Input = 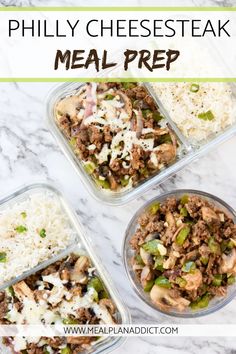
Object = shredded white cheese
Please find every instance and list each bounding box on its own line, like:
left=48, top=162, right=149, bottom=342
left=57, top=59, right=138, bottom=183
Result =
left=97, top=144, right=111, bottom=164
left=110, top=130, right=154, bottom=163
left=59, top=288, right=97, bottom=317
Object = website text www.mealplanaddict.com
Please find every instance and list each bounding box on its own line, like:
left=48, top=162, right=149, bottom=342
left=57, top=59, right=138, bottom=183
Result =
left=63, top=325, right=178, bottom=336
left=1, top=325, right=236, bottom=337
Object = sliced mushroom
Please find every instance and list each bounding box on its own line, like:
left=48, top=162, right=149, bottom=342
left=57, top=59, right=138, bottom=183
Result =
left=150, top=285, right=190, bottom=311
left=72, top=273, right=88, bottom=284
left=60, top=267, right=70, bottom=282
left=165, top=212, right=176, bottom=230
left=140, top=247, right=154, bottom=266
left=13, top=281, right=34, bottom=301
left=70, top=256, right=89, bottom=284
left=163, top=212, right=177, bottom=245
left=56, top=95, right=82, bottom=121
left=73, top=256, right=89, bottom=273
left=163, top=251, right=177, bottom=270
left=153, top=128, right=169, bottom=137
left=220, top=248, right=236, bottom=274
left=155, top=144, right=176, bottom=165
left=140, top=266, right=154, bottom=288
left=157, top=243, right=167, bottom=256
left=132, top=256, right=144, bottom=271
left=99, top=299, right=116, bottom=315
left=98, top=83, right=109, bottom=92
left=218, top=213, right=225, bottom=222
left=107, top=173, right=118, bottom=191
left=182, top=269, right=202, bottom=291
left=145, top=233, right=160, bottom=242
left=93, top=302, right=116, bottom=324
left=75, top=256, right=90, bottom=272
left=201, top=207, right=219, bottom=224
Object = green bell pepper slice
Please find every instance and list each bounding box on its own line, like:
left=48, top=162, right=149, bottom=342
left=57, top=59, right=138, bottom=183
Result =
left=212, top=274, right=222, bottom=287
left=148, top=202, right=160, bottom=215
left=61, top=347, right=72, bottom=354
left=155, top=275, right=171, bottom=289
left=208, top=237, right=221, bottom=255
left=176, top=226, right=190, bottom=246
left=144, top=280, right=154, bottom=292
left=190, top=293, right=210, bottom=310
left=182, top=261, right=196, bottom=273
left=142, top=239, right=161, bottom=256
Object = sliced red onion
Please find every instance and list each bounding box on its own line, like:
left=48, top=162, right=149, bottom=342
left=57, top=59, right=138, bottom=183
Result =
left=81, top=83, right=97, bottom=127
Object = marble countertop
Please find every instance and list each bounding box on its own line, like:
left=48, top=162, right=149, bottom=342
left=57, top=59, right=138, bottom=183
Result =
left=0, top=0, right=235, bottom=8
left=1, top=80, right=236, bottom=354
left=0, top=1, right=236, bottom=354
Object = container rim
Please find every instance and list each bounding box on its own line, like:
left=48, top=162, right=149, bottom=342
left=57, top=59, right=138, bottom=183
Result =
left=45, top=81, right=236, bottom=206
left=122, top=189, right=236, bottom=319
left=0, top=181, right=131, bottom=354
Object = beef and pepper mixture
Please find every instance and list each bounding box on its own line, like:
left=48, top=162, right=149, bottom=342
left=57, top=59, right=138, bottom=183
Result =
left=0, top=254, right=117, bottom=353
left=56, top=82, right=178, bottom=191
left=130, top=195, right=236, bottom=312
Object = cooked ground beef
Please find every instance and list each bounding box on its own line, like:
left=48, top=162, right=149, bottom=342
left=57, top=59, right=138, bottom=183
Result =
left=56, top=82, right=178, bottom=191
left=0, top=254, right=117, bottom=353
left=0, top=298, right=8, bottom=320
left=129, top=194, right=236, bottom=312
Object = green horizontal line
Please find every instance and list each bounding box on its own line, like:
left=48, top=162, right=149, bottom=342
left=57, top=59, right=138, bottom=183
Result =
left=0, top=78, right=235, bottom=82
left=0, top=7, right=235, bottom=11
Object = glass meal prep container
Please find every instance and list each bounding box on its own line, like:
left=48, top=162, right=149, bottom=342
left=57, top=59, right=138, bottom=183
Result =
left=123, top=189, right=236, bottom=318
left=0, top=183, right=130, bottom=354
left=46, top=81, right=236, bottom=205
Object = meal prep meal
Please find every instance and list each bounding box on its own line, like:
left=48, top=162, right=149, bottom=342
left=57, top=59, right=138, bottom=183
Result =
left=55, top=82, right=178, bottom=191
left=151, top=82, right=235, bottom=142
left=0, top=253, right=117, bottom=353
left=129, top=194, right=236, bottom=312
left=0, top=191, right=75, bottom=286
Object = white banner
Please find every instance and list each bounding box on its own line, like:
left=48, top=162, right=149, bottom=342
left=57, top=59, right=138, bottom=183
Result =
left=0, top=8, right=235, bottom=79
left=0, top=324, right=236, bottom=337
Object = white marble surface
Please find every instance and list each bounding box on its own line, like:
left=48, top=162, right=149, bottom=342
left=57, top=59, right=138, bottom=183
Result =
left=0, top=0, right=236, bottom=7
left=1, top=80, right=236, bottom=354
left=0, top=1, right=236, bottom=354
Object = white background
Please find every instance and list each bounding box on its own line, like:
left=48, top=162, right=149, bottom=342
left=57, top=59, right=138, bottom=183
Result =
left=0, top=9, right=235, bottom=78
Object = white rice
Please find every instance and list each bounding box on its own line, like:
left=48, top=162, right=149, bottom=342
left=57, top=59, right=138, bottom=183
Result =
left=151, top=83, right=235, bottom=142
left=0, top=191, right=75, bottom=285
